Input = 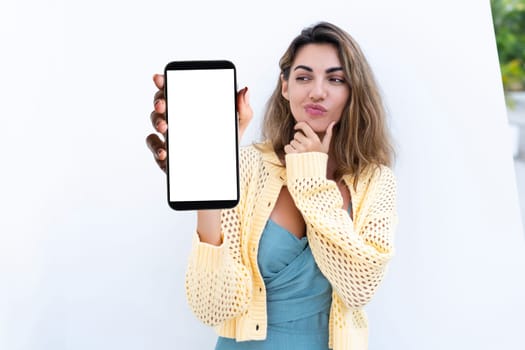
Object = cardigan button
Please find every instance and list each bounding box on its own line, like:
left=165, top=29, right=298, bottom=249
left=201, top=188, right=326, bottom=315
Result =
left=255, top=324, right=259, bottom=331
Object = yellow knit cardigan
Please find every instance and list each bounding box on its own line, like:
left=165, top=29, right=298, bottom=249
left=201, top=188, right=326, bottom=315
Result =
left=185, top=143, right=398, bottom=350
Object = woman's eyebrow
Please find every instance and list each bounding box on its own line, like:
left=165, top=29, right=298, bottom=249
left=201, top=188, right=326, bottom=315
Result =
left=326, top=67, right=343, bottom=73
left=294, top=65, right=313, bottom=72
left=293, top=65, right=343, bottom=73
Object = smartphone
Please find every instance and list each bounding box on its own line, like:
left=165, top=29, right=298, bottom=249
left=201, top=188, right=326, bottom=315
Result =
left=164, top=60, right=239, bottom=210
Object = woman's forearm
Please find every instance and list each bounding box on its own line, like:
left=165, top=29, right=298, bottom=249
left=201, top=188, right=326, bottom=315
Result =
left=196, top=210, right=222, bottom=246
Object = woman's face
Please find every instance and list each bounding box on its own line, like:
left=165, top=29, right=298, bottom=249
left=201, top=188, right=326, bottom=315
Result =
left=281, top=43, right=350, bottom=135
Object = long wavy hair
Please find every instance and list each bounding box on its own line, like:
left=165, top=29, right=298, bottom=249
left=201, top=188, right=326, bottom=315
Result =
left=259, top=22, right=395, bottom=188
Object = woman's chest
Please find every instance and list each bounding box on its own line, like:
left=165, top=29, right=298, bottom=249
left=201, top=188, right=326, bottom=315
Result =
left=268, top=181, right=352, bottom=239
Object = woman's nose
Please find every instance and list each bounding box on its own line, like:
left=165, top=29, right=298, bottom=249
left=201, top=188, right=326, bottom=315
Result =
left=309, top=80, right=327, bottom=101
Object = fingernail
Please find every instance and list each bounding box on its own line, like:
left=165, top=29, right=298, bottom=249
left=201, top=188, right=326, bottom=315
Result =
left=155, top=99, right=165, bottom=113
left=157, top=121, right=167, bottom=133
left=244, top=87, right=250, bottom=103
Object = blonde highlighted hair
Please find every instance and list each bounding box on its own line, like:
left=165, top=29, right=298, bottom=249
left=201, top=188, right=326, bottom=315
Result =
left=259, top=22, right=395, bottom=188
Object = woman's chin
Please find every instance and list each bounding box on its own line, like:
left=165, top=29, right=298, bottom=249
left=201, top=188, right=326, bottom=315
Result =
left=308, top=120, right=332, bottom=134
left=293, top=116, right=338, bottom=136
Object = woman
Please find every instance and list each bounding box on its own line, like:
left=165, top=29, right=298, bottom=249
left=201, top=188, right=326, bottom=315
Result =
left=146, top=22, right=397, bottom=350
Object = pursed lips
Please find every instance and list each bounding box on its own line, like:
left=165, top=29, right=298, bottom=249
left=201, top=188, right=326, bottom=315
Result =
left=304, top=103, right=327, bottom=116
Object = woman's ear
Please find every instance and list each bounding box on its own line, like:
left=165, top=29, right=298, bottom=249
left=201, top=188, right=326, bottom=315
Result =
left=281, top=74, right=289, bottom=101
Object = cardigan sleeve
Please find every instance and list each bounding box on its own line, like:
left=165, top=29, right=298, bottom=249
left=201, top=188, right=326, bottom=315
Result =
left=184, top=148, right=255, bottom=326
left=285, top=152, right=397, bottom=309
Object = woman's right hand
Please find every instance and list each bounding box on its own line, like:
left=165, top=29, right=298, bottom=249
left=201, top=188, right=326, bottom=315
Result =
left=146, top=73, right=252, bottom=246
left=146, top=74, right=168, bottom=172
left=145, top=74, right=253, bottom=173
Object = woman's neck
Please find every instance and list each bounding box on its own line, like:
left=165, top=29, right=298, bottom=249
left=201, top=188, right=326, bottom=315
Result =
left=326, top=154, right=337, bottom=181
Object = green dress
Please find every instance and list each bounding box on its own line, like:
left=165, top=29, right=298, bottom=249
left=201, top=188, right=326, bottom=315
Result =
left=215, top=216, right=334, bottom=350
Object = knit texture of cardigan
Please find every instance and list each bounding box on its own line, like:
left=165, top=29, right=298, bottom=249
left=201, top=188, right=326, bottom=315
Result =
left=185, top=143, right=398, bottom=350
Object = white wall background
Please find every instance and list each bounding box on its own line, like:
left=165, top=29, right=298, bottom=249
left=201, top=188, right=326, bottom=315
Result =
left=1, top=0, right=524, bottom=349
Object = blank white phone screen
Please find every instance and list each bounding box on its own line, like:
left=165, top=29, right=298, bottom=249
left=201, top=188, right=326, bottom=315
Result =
left=166, top=68, right=237, bottom=202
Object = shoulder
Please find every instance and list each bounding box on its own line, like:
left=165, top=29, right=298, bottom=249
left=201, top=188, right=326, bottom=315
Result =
left=348, top=164, right=397, bottom=200
left=240, top=143, right=261, bottom=160
left=366, top=165, right=397, bottom=203
left=238, top=143, right=266, bottom=187
left=371, top=164, right=397, bottom=185
left=239, top=141, right=282, bottom=168
left=239, top=143, right=264, bottom=170
left=355, top=164, right=396, bottom=184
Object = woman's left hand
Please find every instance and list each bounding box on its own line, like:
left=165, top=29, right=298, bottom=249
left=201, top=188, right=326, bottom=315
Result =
left=284, top=121, right=335, bottom=154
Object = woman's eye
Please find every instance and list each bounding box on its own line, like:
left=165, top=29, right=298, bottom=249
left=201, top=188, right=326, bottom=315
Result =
left=296, top=76, right=311, bottom=81
left=329, top=77, right=346, bottom=84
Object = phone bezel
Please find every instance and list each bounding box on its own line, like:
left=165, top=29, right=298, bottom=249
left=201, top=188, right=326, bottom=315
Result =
left=164, top=60, right=239, bottom=211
